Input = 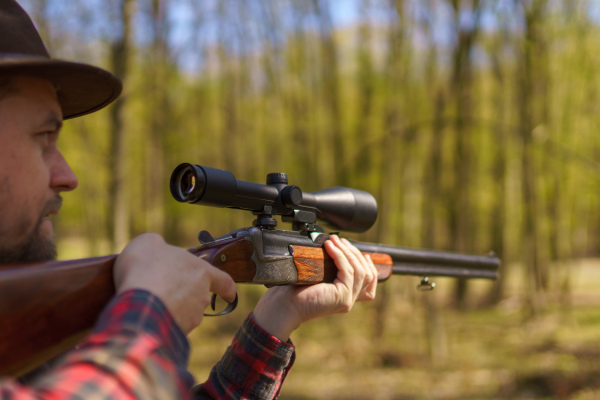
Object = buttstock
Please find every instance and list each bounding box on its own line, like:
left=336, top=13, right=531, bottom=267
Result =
left=0, top=255, right=117, bottom=377
left=290, top=245, right=393, bottom=285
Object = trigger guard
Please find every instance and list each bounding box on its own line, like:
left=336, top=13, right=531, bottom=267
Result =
left=203, top=293, right=238, bottom=317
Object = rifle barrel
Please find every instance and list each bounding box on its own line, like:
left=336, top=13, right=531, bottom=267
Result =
left=350, top=241, right=500, bottom=280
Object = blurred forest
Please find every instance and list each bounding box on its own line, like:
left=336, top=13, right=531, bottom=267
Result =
left=20, top=0, right=600, bottom=398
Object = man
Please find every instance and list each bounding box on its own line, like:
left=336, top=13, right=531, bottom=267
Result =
left=0, top=1, right=378, bottom=399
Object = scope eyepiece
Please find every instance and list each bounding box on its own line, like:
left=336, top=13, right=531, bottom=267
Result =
left=170, top=164, right=240, bottom=208
left=170, top=164, right=206, bottom=203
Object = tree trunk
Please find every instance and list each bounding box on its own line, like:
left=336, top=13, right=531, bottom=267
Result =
left=145, top=0, right=170, bottom=237
left=519, top=0, right=549, bottom=315
left=312, top=0, right=344, bottom=185
left=485, top=32, right=509, bottom=305
left=108, top=0, right=134, bottom=253
left=420, top=0, right=448, bottom=364
left=448, top=0, right=482, bottom=310
left=353, top=0, right=375, bottom=187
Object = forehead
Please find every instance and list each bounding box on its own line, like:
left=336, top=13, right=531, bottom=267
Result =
left=0, top=76, right=62, bottom=128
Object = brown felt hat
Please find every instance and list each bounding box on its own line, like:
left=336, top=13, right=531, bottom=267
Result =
left=0, top=0, right=122, bottom=119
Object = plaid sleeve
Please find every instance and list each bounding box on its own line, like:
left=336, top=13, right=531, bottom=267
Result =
left=194, top=313, right=296, bottom=400
left=0, top=289, right=194, bottom=400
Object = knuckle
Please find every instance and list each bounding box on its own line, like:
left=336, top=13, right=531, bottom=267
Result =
left=139, top=232, right=163, bottom=244
left=196, top=292, right=212, bottom=311
left=329, top=246, right=343, bottom=258
left=355, top=268, right=366, bottom=282
left=366, top=268, right=375, bottom=281
left=340, top=303, right=352, bottom=313
left=368, top=269, right=377, bottom=282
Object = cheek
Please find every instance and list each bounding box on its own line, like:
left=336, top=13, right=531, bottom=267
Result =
left=0, top=124, right=52, bottom=244
left=0, top=174, right=30, bottom=240
left=0, top=158, right=48, bottom=243
left=2, top=139, right=51, bottom=198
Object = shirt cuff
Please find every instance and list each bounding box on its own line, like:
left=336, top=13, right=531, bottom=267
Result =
left=247, top=312, right=295, bottom=353
left=94, top=289, right=190, bottom=369
left=197, top=313, right=295, bottom=399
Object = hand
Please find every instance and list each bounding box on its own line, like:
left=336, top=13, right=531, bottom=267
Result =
left=114, top=233, right=237, bottom=334
left=252, top=235, right=378, bottom=341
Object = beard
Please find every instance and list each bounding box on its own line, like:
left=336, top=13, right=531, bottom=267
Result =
left=0, top=196, right=61, bottom=264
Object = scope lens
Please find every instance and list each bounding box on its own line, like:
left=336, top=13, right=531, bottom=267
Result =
left=176, top=167, right=198, bottom=201
left=180, top=170, right=196, bottom=195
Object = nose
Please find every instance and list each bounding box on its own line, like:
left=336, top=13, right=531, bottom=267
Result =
left=50, top=149, right=78, bottom=192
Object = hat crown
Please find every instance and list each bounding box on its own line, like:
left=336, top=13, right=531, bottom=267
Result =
left=0, top=0, right=50, bottom=58
left=0, top=0, right=122, bottom=119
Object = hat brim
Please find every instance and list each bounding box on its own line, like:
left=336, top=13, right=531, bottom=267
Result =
left=0, top=56, right=122, bottom=119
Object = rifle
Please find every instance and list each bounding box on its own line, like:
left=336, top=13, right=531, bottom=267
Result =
left=0, top=164, right=500, bottom=377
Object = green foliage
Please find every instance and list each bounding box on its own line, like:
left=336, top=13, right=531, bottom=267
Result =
left=28, top=0, right=600, bottom=300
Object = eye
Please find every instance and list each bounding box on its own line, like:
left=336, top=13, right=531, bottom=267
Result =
left=37, top=131, right=51, bottom=144
left=36, top=131, right=60, bottom=152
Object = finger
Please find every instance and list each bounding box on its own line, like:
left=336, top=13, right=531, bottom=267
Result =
left=341, top=238, right=373, bottom=294
left=329, top=236, right=365, bottom=301
left=341, top=238, right=368, bottom=266
left=324, top=238, right=353, bottom=292
left=358, top=254, right=377, bottom=302
left=323, top=240, right=354, bottom=313
left=205, top=263, right=237, bottom=303
left=325, top=237, right=350, bottom=278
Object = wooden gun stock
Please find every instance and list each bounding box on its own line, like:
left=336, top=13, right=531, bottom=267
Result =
left=0, top=239, right=392, bottom=377
left=0, top=256, right=117, bottom=377
left=188, top=237, right=393, bottom=285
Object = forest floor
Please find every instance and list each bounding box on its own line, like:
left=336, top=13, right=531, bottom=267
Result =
left=188, top=258, right=600, bottom=399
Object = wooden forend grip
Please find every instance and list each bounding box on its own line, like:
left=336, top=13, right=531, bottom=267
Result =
left=290, top=245, right=393, bottom=285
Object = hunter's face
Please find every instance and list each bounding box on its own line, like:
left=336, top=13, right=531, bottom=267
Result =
left=0, top=76, right=78, bottom=263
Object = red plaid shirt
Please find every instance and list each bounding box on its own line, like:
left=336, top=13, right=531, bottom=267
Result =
left=0, top=289, right=295, bottom=399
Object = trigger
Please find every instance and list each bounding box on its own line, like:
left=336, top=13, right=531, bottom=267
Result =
left=210, top=293, right=217, bottom=311
left=203, top=293, right=238, bottom=317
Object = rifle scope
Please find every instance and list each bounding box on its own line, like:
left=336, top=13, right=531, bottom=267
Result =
left=170, top=163, right=378, bottom=233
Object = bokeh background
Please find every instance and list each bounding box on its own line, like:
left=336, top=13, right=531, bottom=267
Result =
left=19, top=0, right=600, bottom=398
